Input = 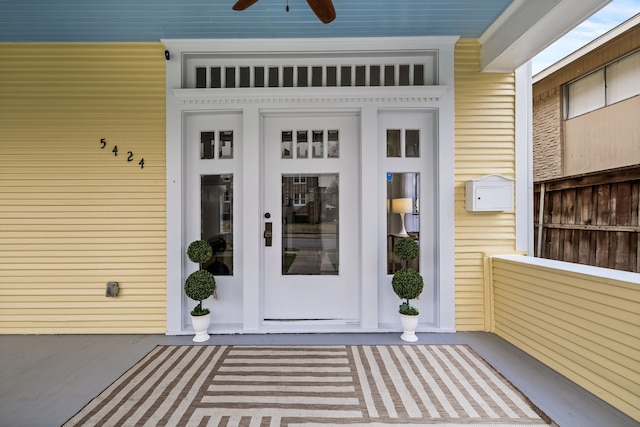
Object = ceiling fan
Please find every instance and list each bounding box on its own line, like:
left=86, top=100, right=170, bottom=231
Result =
left=232, top=0, right=336, bottom=24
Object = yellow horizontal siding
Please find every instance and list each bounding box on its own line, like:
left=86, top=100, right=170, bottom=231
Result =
left=0, top=42, right=167, bottom=334
left=454, top=39, right=517, bottom=331
left=492, top=256, right=640, bottom=421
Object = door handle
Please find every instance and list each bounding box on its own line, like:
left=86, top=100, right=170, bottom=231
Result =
left=264, top=222, right=272, bottom=246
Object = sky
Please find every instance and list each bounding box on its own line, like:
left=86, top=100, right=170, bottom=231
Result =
left=532, top=0, right=640, bottom=75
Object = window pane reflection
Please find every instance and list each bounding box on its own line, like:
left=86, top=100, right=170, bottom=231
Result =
left=201, top=175, right=233, bottom=275
left=386, top=129, right=401, bottom=157
left=296, top=130, right=309, bottom=158
left=201, top=131, right=234, bottom=159
left=219, top=131, right=233, bottom=159
left=312, top=130, right=324, bottom=158
left=281, top=131, right=293, bottom=159
left=282, top=173, right=339, bottom=275
left=387, top=172, right=419, bottom=274
left=405, top=129, right=420, bottom=157
left=328, top=130, right=339, bottom=158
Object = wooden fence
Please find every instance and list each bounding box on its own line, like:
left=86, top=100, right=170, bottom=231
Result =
left=533, top=166, right=640, bottom=273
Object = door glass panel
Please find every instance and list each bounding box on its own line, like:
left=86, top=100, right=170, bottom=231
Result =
left=405, top=129, right=420, bottom=158
left=312, top=130, right=324, bottom=158
left=201, top=131, right=233, bottom=159
left=386, top=129, right=401, bottom=157
left=387, top=172, right=419, bottom=274
left=282, top=173, right=339, bottom=276
left=296, top=130, right=309, bottom=158
left=201, top=174, right=233, bottom=275
left=281, top=131, right=293, bottom=159
left=328, top=130, right=339, bottom=158
left=201, top=131, right=214, bottom=159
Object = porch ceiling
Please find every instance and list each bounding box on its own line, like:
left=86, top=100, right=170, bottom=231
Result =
left=0, top=0, right=611, bottom=71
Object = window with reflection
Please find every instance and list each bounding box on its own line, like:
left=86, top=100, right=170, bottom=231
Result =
left=386, top=129, right=401, bottom=157
left=201, top=130, right=234, bottom=160
left=282, top=173, right=339, bottom=275
left=201, top=175, right=233, bottom=275
left=282, top=129, right=339, bottom=159
left=405, top=129, right=420, bottom=157
left=386, top=129, right=420, bottom=158
left=387, top=172, right=419, bottom=274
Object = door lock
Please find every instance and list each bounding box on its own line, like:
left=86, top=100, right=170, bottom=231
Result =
left=264, top=222, right=272, bottom=246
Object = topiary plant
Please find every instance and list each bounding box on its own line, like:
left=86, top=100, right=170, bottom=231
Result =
left=184, top=240, right=216, bottom=316
left=187, top=239, right=213, bottom=265
left=393, top=236, right=419, bottom=263
left=392, top=237, right=423, bottom=315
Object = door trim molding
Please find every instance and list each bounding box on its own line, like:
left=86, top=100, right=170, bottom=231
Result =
left=171, top=86, right=449, bottom=105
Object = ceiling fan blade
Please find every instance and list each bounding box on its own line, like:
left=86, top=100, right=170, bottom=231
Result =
left=306, top=0, right=336, bottom=24
left=232, top=0, right=259, bottom=11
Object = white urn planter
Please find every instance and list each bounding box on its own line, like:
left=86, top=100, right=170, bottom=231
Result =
left=400, top=313, right=419, bottom=342
left=191, top=313, right=211, bottom=342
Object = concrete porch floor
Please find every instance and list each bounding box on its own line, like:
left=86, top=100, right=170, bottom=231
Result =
left=0, top=332, right=636, bottom=427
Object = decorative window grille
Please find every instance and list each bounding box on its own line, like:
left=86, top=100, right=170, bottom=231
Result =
left=281, top=129, right=340, bottom=159
left=184, top=52, right=438, bottom=89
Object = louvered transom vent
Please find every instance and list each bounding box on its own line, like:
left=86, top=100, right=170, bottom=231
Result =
left=183, top=52, right=438, bottom=89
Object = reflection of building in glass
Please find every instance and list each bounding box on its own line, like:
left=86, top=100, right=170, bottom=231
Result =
left=200, top=130, right=234, bottom=159
left=219, top=131, right=233, bottom=159
left=282, top=174, right=338, bottom=225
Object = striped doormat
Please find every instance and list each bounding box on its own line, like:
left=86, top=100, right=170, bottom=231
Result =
left=64, top=345, right=555, bottom=426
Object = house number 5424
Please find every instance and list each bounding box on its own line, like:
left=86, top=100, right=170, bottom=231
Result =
left=100, top=138, right=145, bottom=169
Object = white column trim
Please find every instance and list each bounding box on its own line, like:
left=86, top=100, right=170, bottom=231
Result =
left=434, top=39, right=457, bottom=332
left=515, top=62, right=534, bottom=255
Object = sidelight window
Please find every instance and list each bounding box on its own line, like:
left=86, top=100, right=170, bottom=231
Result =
left=387, top=172, right=420, bottom=274
left=201, top=175, right=233, bottom=275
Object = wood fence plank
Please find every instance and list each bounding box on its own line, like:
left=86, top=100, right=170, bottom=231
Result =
left=615, top=182, right=631, bottom=226
left=631, top=181, right=639, bottom=226
left=563, top=188, right=577, bottom=224
left=610, top=183, right=618, bottom=226
left=596, top=185, right=611, bottom=226
left=578, top=229, right=591, bottom=265
left=633, top=232, right=639, bottom=272
left=551, top=191, right=563, bottom=224
left=613, top=232, right=630, bottom=270
left=549, top=228, right=560, bottom=259
left=596, top=230, right=610, bottom=268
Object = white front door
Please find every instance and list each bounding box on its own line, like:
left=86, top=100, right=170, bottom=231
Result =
left=263, top=113, right=360, bottom=321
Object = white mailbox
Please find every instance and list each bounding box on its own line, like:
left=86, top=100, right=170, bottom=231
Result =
left=465, top=174, right=514, bottom=212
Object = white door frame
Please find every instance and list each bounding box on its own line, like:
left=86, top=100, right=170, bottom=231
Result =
left=164, top=37, right=457, bottom=334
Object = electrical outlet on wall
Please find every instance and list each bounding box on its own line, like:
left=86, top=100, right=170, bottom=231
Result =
left=106, top=281, right=119, bottom=297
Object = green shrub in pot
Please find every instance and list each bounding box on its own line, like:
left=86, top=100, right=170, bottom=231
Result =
left=184, top=240, right=216, bottom=316
left=391, top=237, right=423, bottom=315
